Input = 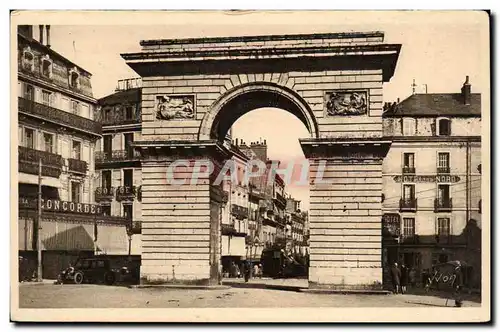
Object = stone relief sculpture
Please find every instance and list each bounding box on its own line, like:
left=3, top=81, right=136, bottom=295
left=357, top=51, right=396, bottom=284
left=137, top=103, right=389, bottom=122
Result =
left=326, top=91, right=368, bottom=116
left=156, top=95, right=195, bottom=120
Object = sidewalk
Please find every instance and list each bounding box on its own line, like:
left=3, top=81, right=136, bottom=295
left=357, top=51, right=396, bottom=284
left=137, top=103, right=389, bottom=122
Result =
left=222, top=277, right=308, bottom=291
left=19, top=279, right=57, bottom=286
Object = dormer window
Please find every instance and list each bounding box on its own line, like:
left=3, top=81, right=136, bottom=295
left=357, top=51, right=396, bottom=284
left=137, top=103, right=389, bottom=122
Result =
left=437, top=118, right=451, bottom=136
left=22, top=46, right=34, bottom=72
left=402, top=117, right=416, bottom=136
left=40, top=54, right=53, bottom=78
left=69, top=67, right=80, bottom=89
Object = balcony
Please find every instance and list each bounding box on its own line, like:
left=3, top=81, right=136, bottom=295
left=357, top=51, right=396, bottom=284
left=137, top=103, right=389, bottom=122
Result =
left=435, top=198, right=453, bottom=212
left=402, top=166, right=416, bottom=174
left=116, top=186, right=139, bottom=202
left=274, top=193, right=287, bottom=208
left=68, top=158, right=87, bottom=174
left=435, top=234, right=452, bottom=244
left=437, top=167, right=450, bottom=174
left=95, top=149, right=141, bottom=164
left=399, top=198, right=417, bottom=212
left=400, top=234, right=419, bottom=244
left=95, top=187, right=115, bottom=202
left=18, top=146, right=63, bottom=178
left=101, top=113, right=141, bottom=126
left=18, top=97, right=102, bottom=136
left=231, top=204, right=248, bottom=220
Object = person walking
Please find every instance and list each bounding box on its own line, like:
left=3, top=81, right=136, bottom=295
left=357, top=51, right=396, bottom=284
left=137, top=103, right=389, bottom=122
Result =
left=243, top=260, right=251, bottom=283
left=409, top=267, right=417, bottom=289
left=453, top=263, right=464, bottom=307
left=390, top=262, right=401, bottom=294
left=400, top=264, right=409, bottom=294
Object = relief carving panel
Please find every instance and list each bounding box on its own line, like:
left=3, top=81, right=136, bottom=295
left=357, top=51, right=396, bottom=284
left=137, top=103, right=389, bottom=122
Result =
left=326, top=90, right=368, bottom=116
left=156, top=95, right=195, bottom=120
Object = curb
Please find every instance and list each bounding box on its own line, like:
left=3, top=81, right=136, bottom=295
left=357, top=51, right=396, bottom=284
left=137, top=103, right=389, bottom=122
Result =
left=128, top=284, right=231, bottom=290
left=299, top=288, right=392, bottom=295
left=222, top=281, right=302, bottom=292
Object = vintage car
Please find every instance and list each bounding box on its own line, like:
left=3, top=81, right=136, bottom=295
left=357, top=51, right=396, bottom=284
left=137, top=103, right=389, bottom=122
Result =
left=57, top=257, right=137, bottom=285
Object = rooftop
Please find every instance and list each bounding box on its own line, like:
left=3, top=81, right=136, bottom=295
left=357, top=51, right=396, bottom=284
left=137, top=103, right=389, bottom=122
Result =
left=383, top=93, right=481, bottom=118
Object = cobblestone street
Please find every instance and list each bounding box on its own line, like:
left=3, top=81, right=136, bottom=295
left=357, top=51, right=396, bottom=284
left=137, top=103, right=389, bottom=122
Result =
left=19, top=283, right=481, bottom=308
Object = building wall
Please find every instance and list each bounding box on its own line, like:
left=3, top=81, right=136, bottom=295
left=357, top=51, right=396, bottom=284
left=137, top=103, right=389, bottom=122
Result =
left=383, top=117, right=481, bottom=137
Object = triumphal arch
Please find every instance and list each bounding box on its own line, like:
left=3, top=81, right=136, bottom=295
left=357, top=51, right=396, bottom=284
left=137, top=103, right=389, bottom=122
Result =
left=122, top=31, right=401, bottom=290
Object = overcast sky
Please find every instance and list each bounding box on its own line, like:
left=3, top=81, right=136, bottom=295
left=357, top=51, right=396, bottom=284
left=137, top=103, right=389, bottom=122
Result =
left=36, top=11, right=486, bottom=211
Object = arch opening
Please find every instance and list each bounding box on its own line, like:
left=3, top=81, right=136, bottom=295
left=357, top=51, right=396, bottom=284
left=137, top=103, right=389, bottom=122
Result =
left=198, top=83, right=318, bottom=142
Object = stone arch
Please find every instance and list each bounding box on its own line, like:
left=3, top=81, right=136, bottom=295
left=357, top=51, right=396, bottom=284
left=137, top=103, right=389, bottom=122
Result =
left=198, top=81, right=319, bottom=141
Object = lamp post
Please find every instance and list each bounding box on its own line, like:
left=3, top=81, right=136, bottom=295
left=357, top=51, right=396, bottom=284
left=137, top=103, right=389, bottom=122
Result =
left=36, top=158, right=43, bottom=282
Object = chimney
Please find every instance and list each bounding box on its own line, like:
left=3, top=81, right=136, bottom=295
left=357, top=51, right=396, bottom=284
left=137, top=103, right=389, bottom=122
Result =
left=46, top=25, right=51, bottom=48
left=461, top=76, right=471, bottom=105
left=39, top=25, right=44, bottom=45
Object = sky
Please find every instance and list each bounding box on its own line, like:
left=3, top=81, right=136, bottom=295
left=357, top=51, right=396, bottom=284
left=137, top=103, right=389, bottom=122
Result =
left=35, top=11, right=486, bottom=211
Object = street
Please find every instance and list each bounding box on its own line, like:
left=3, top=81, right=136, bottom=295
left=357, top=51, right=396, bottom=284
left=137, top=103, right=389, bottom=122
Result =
left=19, top=283, right=481, bottom=308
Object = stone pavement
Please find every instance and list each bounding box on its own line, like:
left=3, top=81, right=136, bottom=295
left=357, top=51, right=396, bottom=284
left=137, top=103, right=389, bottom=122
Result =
left=19, top=283, right=481, bottom=309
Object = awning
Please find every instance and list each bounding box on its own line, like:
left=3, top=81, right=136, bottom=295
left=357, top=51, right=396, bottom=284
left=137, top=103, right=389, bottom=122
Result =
left=18, top=173, right=63, bottom=189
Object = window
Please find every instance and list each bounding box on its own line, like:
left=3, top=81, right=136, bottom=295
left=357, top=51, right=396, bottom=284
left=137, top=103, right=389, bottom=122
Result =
left=438, top=152, right=450, bottom=171
left=124, top=133, right=134, bottom=156
left=43, top=133, right=54, bottom=153
left=402, top=218, right=415, bottom=239
left=438, top=118, right=451, bottom=136
left=402, top=118, right=416, bottom=136
left=101, top=205, right=111, bottom=216
left=102, top=170, right=112, bottom=188
left=123, top=204, right=133, bottom=220
left=71, top=100, right=80, bottom=115
left=403, top=184, right=415, bottom=201
left=125, top=106, right=134, bottom=120
left=123, top=169, right=133, bottom=188
left=70, top=71, right=80, bottom=88
left=437, top=184, right=450, bottom=204
left=71, top=181, right=81, bottom=203
left=403, top=152, right=415, bottom=170
left=22, top=46, right=34, bottom=71
left=24, top=128, right=34, bottom=149
left=42, top=90, right=51, bottom=106
left=41, top=57, right=52, bottom=78
left=23, top=84, right=34, bottom=100
left=437, top=217, right=450, bottom=236
left=72, top=140, right=81, bottom=160
left=103, top=135, right=112, bottom=155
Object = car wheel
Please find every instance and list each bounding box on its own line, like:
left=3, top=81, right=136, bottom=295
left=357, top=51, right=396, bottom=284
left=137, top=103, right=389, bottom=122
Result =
left=73, top=271, right=84, bottom=284
left=104, top=272, right=116, bottom=285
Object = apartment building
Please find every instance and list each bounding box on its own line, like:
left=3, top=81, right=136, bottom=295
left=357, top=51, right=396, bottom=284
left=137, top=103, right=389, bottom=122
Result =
left=94, top=78, right=143, bottom=256
left=17, top=25, right=130, bottom=279
left=382, top=76, right=481, bottom=288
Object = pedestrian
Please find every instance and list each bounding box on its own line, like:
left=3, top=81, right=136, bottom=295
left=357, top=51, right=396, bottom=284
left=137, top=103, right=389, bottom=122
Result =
left=243, top=260, right=251, bottom=283
left=390, top=262, right=401, bottom=294
left=409, top=267, right=417, bottom=288
left=253, top=263, right=260, bottom=279
left=453, top=263, right=464, bottom=307
left=400, top=264, right=409, bottom=294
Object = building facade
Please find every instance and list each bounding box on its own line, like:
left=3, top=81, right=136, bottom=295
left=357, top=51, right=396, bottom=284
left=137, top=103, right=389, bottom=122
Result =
left=94, top=78, right=143, bottom=256
left=17, top=25, right=129, bottom=280
left=382, top=76, right=482, bottom=288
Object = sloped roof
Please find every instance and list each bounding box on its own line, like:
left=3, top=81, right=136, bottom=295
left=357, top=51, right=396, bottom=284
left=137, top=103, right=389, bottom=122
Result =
left=98, top=88, right=142, bottom=106
left=383, top=93, right=481, bottom=118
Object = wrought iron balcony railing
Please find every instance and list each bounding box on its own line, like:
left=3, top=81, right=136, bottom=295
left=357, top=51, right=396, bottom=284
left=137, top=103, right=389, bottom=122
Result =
left=95, top=149, right=141, bottom=163
left=18, top=146, right=63, bottom=178
left=435, top=234, right=452, bottom=244
left=231, top=204, right=249, bottom=220
left=402, top=166, right=416, bottom=174
left=68, top=158, right=87, bottom=174
left=437, top=167, right=450, bottom=174
left=101, top=113, right=141, bottom=126
left=434, top=198, right=453, bottom=212
left=18, top=97, right=102, bottom=136
left=399, top=198, right=417, bottom=211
